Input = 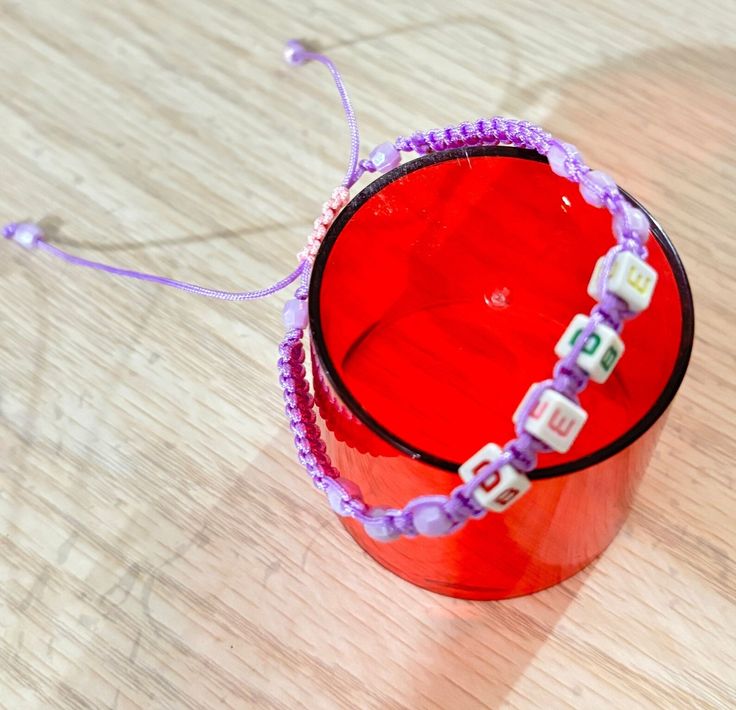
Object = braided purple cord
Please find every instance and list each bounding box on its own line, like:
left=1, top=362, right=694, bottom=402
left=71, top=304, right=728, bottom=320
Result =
left=279, top=323, right=340, bottom=486
left=395, top=118, right=554, bottom=157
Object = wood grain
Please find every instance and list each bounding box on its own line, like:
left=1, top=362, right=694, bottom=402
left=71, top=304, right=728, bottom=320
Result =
left=1, top=1, right=734, bottom=708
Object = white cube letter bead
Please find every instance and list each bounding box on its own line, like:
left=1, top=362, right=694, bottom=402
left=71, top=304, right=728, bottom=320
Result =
left=587, top=251, right=658, bottom=312
left=512, top=385, right=588, bottom=453
left=459, top=443, right=530, bottom=512
left=554, top=314, right=625, bottom=383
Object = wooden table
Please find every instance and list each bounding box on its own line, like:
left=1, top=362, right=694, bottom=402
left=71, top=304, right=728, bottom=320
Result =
left=1, top=1, right=734, bottom=707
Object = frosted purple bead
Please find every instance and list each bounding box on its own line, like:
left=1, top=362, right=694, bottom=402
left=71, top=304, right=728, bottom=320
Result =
left=410, top=497, right=454, bottom=537
left=282, top=298, right=308, bottom=330
left=368, top=142, right=401, bottom=173
left=325, top=477, right=361, bottom=515
left=11, top=222, right=43, bottom=250
left=613, top=203, right=650, bottom=243
left=579, top=170, right=617, bottom=207
left=283, top=39, right=308, bottom=66
left=363, top=507, right=400, bottom=542
left=547, top=142, right=578, bottom=178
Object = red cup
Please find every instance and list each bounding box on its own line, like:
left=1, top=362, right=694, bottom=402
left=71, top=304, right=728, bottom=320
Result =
left=309, top=147, right=694, bottom=599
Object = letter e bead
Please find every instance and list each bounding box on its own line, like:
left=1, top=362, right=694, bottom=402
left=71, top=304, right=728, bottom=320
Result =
left=513, top=386, right=588, bottom=453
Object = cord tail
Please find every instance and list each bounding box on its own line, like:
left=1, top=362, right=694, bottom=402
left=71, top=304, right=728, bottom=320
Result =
left=284, top=39, right=361, bottom=188
left=1, top=40, right=361, bottom=300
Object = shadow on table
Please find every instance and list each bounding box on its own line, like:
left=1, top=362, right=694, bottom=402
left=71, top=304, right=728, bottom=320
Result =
left=507, top=42, right=736, bottom=218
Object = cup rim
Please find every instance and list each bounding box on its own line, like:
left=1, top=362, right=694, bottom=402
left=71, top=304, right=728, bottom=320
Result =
left=308, top=146, right=695, bottom=480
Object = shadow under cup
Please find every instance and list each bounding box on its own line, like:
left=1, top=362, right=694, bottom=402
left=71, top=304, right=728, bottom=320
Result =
left=309, top=146, right=694, bottom=600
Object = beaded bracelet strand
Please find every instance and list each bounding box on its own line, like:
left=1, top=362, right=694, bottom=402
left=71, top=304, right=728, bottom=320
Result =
left=278, top=137, right=655, bottom=539
left=2, top=41, right=658, bottom=542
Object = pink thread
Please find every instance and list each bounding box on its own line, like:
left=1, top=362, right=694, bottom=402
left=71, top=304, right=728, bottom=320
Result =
left=298, top=186, right=350, bottom=263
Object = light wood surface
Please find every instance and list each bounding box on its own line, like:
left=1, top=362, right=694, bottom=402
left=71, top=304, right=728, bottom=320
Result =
left=1, top=1, right=735, bottom=708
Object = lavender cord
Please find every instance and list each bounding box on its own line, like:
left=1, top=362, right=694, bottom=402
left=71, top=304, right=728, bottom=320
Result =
left=38, top=239, right=304, bottom=300
left=283, top=40, right=361, bottom=188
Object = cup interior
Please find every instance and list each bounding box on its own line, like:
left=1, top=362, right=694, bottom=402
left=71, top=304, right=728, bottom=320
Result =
left=309, top=147, right=694, bottom=478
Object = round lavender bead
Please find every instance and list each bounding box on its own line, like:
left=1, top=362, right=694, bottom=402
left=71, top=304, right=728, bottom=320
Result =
left=612, top=203, right=650, bottom=243
left=410, top=497, right=454, bottom=537
left=282, top=298, right=308, bottom=330
left=325, top=477, right=362, bottom=515
left=579, top=170, right=617, bottom=207
left=363, top=507, right=400, bottom=542
left=368, top=142, right=401, bottom=173
left=10, top=222, right=43, bottom=250
left=283, top=39, right=308, bottom=66
left=547, top=142, right=578, bottom=178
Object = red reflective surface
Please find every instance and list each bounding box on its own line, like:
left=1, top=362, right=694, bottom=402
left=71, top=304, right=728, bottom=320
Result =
left=310, top=147, right=693, bottom=599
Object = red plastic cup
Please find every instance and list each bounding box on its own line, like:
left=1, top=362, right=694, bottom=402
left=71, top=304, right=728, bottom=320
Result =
left=308, top=147, right=694, bottom=600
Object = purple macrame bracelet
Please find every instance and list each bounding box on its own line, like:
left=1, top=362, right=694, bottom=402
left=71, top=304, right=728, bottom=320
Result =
left=2, top=40, right=657, bottom=542
left=269, top=43, right=656, bottom=541
left=277, top=122, right=652, bottom=540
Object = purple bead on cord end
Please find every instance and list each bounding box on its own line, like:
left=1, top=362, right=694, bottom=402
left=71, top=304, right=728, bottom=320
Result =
left=283, top=39, right=308, bottom=66
left=5, top=222, right=42, bottom=249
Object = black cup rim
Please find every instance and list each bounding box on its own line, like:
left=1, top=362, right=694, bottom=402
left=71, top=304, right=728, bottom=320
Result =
left=309, top=146, right=695, bottom=481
